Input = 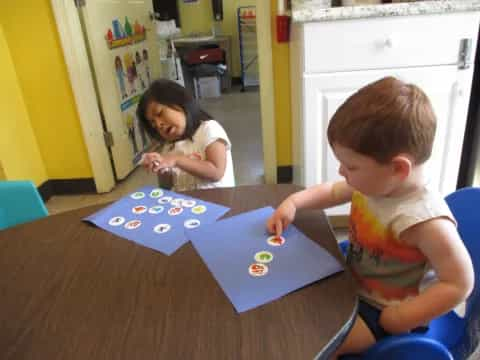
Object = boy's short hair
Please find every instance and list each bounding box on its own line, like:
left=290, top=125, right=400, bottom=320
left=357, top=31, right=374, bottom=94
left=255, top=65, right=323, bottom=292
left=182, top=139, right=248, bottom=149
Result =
left=327, top=77, right=436, bottom=165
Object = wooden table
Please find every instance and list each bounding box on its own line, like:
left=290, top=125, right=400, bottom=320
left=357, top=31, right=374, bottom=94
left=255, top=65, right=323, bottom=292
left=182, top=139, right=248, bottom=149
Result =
left=0, top=185, right=357, bottom=360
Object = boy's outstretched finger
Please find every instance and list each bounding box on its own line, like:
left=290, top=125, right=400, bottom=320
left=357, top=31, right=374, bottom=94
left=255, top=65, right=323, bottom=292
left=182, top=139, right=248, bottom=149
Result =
left=275, top=219, right=283, bottom=237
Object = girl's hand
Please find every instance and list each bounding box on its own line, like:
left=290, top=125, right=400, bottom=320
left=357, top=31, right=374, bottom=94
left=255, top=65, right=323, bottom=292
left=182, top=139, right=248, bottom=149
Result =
left=152, top=154, right=178, bottom=171
left=266, top=197, right=297, bottom=236
left=141, top=152, right=178, bottom=173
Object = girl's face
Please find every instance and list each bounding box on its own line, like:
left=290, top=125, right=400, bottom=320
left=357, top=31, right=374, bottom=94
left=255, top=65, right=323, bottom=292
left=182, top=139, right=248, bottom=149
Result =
left=145, top=101, right=186, bottom=142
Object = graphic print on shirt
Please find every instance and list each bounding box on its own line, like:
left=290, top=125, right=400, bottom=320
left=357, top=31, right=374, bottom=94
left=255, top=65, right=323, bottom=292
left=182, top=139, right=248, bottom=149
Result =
left=348, top=191, right=427, bottom=301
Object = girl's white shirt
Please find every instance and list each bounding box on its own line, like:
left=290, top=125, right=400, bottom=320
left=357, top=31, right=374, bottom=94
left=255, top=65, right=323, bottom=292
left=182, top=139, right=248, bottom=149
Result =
left=162, top=120, right=235, bottom=191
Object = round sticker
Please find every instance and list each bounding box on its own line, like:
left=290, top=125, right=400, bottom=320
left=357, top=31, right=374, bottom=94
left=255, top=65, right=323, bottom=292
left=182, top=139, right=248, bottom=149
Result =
left=254, top=251, right=274, bottom=264
left=149, top=188, right=164, bottom=198
left=153, top=223, right=171, bottom=234
left=158, top=196, right=173, bottom=204
left=108, top=216, right=125, bottom=226
left=168, top=207, right=183, bottom=216
left=130, top=191, right=145, bottom=200
left=184, top=219, right=201, bottom=229
left=267, top=235, right=286, bottom=247
left=148, top=205, right=164, bottom=214
left=170, top=198, right=184, bottom=207
left=191, top=205, right=207, bottom=215
left=248, top=263, right=269, bottom=277
left=124, top=220, right=142, bottom=230
left=132, top=205, right=147, bottom=214
left=182, top=199, right=196, bottom=208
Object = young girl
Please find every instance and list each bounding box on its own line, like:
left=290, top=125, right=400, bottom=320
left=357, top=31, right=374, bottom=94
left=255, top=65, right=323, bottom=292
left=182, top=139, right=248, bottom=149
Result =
left=136, top=79, right=235, bottom=191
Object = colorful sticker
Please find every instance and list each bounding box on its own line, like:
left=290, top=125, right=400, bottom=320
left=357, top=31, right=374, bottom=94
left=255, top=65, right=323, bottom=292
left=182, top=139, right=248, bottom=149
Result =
left=191, top=205, right=207, bottom=215
left=153, top=223, right=171, bottom=234
left=248, top=263, right=269, bottom=277
left=108, top=216, right=125, bottom=226
left=168, top=207, right=183, bottom=216
left=130, top=191, right=145, bottom=200
left=132, top=205, right=147, bottom=214
left=158, top=196, right=173, bottom=204
left=184, top=219, right=201, bottom=229
left=267, top=235, right=286, bottom=247
left=124, top=219, right=142, bottom=230
left=254, top=251, right=274, bottom=264
left=182, top=199, right=196, bottom=208
left=148, top=205, right=164, bottom=214
left=149, top=188, right=164, bottom=198
left=170, top=198, right=184, bottom=207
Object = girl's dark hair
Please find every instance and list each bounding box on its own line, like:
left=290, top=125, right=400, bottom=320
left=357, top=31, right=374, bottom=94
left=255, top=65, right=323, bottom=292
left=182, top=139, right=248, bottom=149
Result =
left=136, top=79, right=211, bottom=143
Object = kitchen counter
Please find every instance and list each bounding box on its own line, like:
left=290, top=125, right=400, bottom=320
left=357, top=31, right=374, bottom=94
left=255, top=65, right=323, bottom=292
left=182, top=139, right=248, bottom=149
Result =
left=292, top=0, right=480, bottom=23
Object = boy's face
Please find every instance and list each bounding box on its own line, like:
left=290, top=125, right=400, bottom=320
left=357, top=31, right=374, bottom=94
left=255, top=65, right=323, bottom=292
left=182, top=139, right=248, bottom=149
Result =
left=332, top=143, right=400, bottom=197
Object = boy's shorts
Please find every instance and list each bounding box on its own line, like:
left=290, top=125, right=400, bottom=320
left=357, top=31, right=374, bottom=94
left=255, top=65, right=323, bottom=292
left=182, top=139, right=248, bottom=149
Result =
left=358, top=300, right=429, bottom=341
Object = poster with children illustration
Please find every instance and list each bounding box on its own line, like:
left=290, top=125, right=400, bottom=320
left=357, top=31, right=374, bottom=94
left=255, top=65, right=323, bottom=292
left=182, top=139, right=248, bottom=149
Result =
left=111, top=46, right=153, bottom=157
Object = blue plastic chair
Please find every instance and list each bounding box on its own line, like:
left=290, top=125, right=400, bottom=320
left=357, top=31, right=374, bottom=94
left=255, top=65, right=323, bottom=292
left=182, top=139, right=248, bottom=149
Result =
left=0, top=180, right=48, bottom=230
left=339, top=187, right=480, bottom=360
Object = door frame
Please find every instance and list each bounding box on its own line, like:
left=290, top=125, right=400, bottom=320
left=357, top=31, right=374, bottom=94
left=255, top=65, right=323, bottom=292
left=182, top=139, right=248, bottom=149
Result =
left=51, top=0, right=115, bottom=193
left=50, top=0, right=278, bottom=190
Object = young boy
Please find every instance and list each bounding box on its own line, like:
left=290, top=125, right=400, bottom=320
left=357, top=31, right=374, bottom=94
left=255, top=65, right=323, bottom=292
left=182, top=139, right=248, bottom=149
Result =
left=267, top=77, right=474, bottom=358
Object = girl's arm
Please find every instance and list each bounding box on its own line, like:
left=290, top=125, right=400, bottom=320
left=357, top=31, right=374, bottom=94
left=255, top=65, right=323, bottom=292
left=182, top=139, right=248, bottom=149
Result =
left=379, top=218, right=474, bottom=333
left=154, top=140, right=227, bottom=182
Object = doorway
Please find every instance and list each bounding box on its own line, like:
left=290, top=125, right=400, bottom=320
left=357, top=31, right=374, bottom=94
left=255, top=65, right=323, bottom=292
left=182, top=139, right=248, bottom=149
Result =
left=51, top=0, right=276, bottom=192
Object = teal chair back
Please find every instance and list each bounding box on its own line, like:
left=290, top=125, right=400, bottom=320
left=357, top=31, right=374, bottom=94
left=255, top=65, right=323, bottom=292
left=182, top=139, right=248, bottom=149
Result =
left=0, top=180, right=48, bottom=230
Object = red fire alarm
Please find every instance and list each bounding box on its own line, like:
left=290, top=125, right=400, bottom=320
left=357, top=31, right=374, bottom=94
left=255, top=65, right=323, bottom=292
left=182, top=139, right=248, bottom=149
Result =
left=276, top=0, right=290, bottom=43
left=276, top=15, right=290, bottom=43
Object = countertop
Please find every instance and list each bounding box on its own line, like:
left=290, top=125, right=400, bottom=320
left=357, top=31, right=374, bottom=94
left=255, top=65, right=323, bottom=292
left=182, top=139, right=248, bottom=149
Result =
left=292, top=0, right=480, bottom=23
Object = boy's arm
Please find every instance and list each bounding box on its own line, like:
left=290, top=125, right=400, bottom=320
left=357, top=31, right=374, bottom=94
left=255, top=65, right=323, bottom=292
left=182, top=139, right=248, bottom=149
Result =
left=289, top=180, right=354, bottom=210
left=380, top=218, right=474, bottom=334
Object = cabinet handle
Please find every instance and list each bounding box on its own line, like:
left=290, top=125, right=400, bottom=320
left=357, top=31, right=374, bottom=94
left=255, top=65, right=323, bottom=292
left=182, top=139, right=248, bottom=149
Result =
left=458, top=38, right=472, bottom=70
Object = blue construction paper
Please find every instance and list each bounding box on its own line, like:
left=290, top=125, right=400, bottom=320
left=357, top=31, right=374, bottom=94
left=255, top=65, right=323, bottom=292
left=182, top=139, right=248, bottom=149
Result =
left=84, top=186, right=230, bottom=255
left=187, top=206, right=344, bottom=313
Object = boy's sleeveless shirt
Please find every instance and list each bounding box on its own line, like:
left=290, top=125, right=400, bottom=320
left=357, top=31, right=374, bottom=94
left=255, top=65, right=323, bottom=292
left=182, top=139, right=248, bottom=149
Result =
left=347, top=187, right=456, bottom=308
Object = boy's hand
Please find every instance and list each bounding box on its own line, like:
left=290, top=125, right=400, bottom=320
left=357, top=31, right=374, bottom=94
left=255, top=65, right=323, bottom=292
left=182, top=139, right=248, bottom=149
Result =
left=266, top=198, right=297, bottom=236
left=379, top=305, right=407, bottom=334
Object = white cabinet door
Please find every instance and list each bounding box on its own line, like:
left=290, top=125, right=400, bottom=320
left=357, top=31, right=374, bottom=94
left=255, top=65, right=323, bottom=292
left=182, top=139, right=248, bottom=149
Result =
left=301, top=66, right=462, bottom=216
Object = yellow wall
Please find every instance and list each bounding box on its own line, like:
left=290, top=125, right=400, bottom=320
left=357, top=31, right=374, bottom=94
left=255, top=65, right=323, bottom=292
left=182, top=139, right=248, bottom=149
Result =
left=0, top=25, right=48, bottom=186
left=1, top=0, right=92, bottom=180
left=270, top=0, right=291, bottom=166
left=178, top=0, right=255, bottom=77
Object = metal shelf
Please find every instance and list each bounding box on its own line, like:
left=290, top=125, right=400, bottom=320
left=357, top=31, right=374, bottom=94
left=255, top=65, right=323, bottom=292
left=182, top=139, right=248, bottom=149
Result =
left=237, top=6, right=259, bottom=90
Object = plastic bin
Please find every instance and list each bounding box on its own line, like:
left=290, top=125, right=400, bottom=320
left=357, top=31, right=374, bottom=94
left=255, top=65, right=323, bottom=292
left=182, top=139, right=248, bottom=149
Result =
left=194, top=76, right=221, bottom=98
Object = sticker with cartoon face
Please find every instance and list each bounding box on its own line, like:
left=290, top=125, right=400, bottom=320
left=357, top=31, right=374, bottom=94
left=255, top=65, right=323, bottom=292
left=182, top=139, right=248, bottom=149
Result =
left=191, top=205, right=207, bottom=215
left=124, top=220, right=142, bottom=230
left=158, top=196, right=173, bottom=204
left=267, top=235, right=286, bottom=247
left=130, top=191, right=145, bottom=200
left=168, top=207, right=183, bottom=216
left=108, top=216, right=125, bottom=226
left=149, top=188, right=164, bottom=198
left=254, top=251, right=274, bottom=264
left=148, top=205, right=164, bottom=214
left=184, top=219, right=201, bottom=229
left=181, top=199, right=196, bottom=208
left=170, top=198, right=184, bottom=207
left=132, top=205, right=147, bottom=214
left=248, top=263, right=269, bottom=277
left=153, top=223, right=171, bottom=234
